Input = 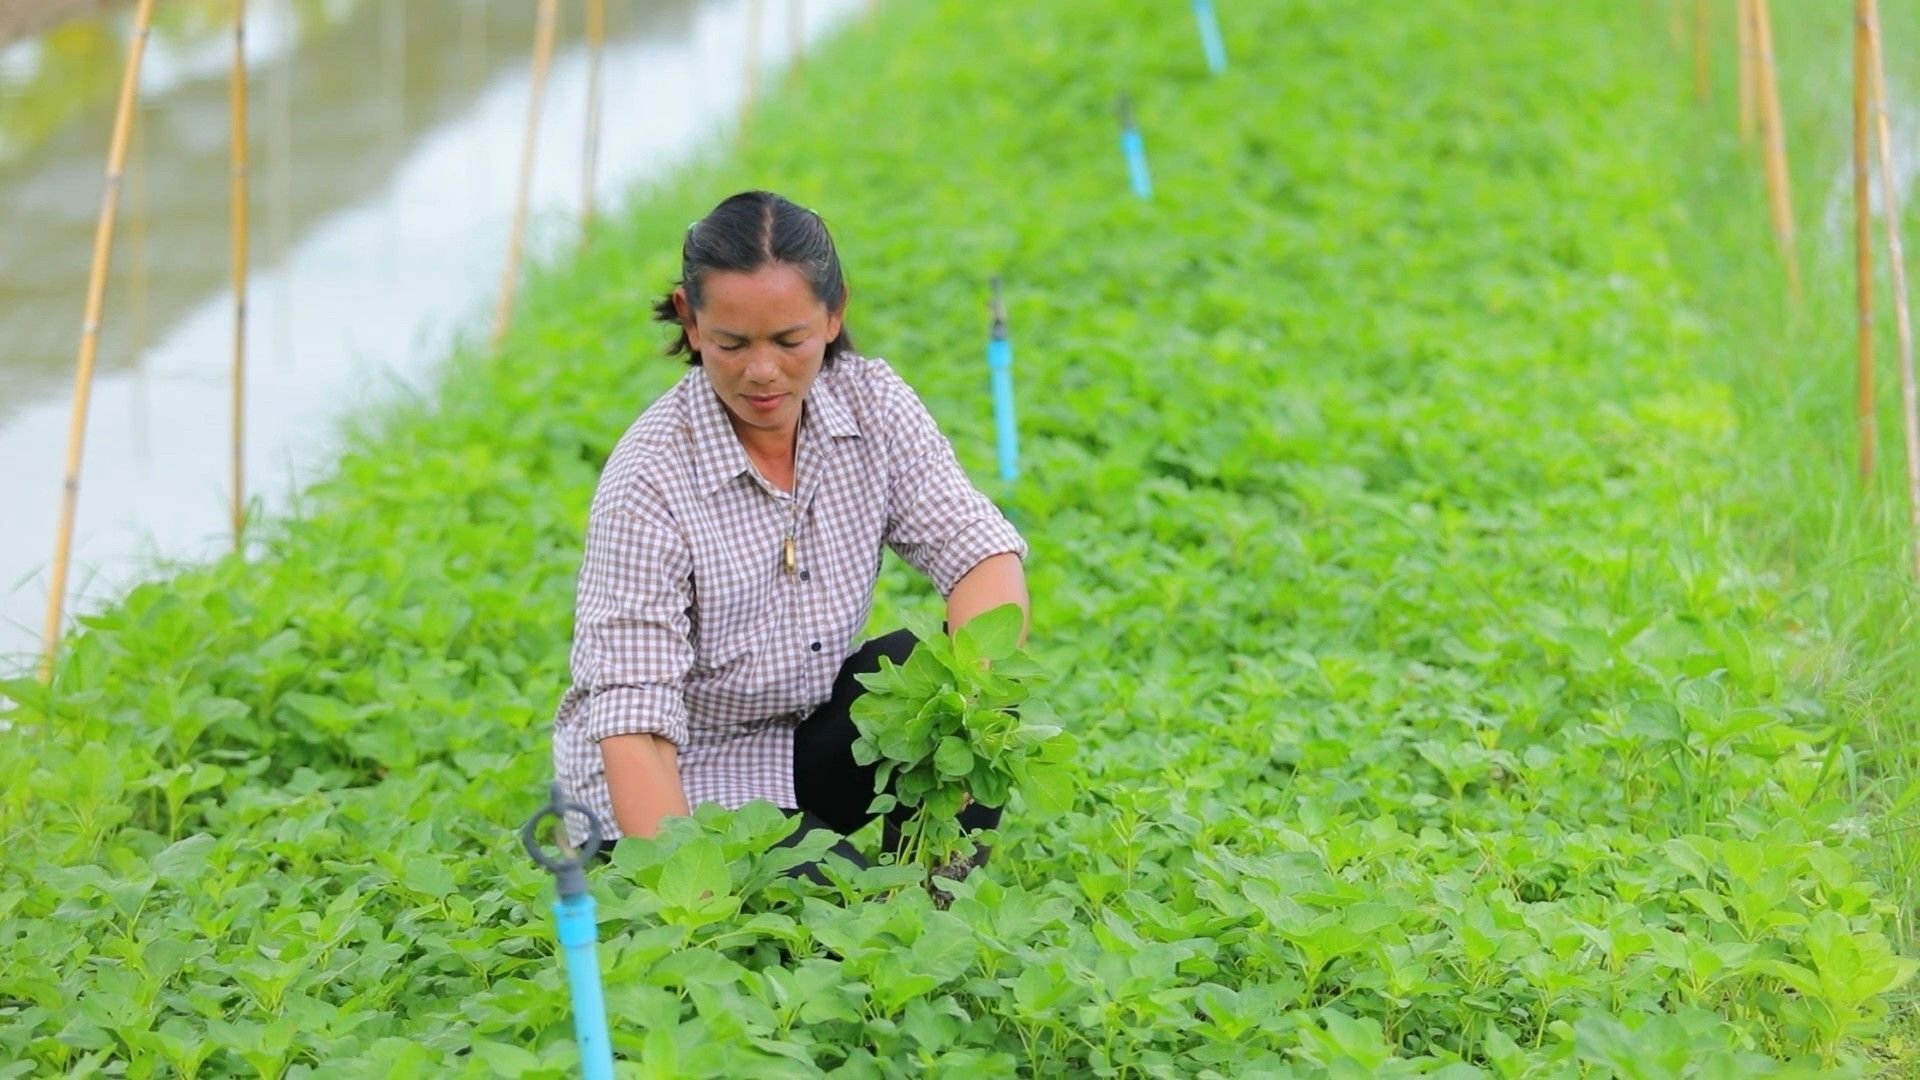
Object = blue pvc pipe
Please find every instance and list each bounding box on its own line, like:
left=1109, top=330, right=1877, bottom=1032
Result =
left=1122, top=128, right=1153, bottom=200
left=988, top=335, right=1018, bottom=483
left=1193, top=0, right=1228, bottom=74
left=554, top=893, right=614, bottom=1080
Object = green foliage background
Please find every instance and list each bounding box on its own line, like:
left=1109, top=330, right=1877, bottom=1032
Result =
left=3, top=0, right=1918, bottom=1074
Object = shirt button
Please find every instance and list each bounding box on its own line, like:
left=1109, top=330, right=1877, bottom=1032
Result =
left=810, top=642, right=822, bottom=653
left=800, top=570, right=811, bottom=581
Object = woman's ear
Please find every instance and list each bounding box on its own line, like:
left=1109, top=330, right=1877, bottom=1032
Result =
left=672, top=286, right=701, bottom=351
left=826, top=286, right=848, bottom=342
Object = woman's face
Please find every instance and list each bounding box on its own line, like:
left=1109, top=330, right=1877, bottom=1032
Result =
left=676, top=264, right=845, bottom=443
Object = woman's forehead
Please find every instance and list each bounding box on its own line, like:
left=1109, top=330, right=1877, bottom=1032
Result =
left=699, top=264, right=818, bottom=308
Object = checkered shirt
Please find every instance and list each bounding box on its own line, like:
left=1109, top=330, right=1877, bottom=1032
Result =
left=551, top=354, right=1028, bottom=844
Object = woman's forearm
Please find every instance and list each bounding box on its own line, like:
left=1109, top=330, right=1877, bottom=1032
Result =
left=947, top=552, right=1030, bottom=645
left=600, top=733, right=690, bottom=839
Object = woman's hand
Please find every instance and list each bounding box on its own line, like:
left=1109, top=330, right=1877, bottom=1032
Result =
left=600, top=733, right=690, bottom=839
left=948, top=552, right=1028, bottom=814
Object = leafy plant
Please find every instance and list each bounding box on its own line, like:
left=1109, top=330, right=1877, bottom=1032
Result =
left=847, top=603, right=1077, bottom=877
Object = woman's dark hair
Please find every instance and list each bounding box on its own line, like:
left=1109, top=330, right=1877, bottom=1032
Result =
left=652, top=190, right=855, bottom=366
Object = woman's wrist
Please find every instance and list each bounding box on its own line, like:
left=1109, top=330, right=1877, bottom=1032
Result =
left=600, top=732, right=690, bottom=838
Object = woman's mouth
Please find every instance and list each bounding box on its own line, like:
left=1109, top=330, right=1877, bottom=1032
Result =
left=744, top=392, right=787, bottom=413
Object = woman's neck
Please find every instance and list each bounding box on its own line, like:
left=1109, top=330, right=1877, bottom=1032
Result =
left=732, top=417, right=799, bottom=489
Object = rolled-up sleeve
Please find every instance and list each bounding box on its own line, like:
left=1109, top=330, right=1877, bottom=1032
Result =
left=880, top=370, right=1029, bottom=597
left=572, top=498, right=695, bottom=747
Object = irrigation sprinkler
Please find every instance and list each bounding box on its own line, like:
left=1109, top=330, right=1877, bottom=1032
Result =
left=1117, top=94, right=1153, bottom=200
left=1192, top=0, right=1227, bottom=75
left=987, top=276, right=1019, bottom=484
left=521, top=783, right=615, bottom=1080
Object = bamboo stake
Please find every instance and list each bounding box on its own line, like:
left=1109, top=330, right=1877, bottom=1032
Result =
left=1751, top=0, right=1801, bottom=307
left=41, top=0, right=157, bottom=677
left=1736, top=0, right=1755, bottom=146
left=1693, top=0, right=1709, bottom=103
left=1862, top=0, right=1920, bottom=577
left=582, top=0, right=605, bottom=244
left=745, top=0, right=764, bottom=113
left=1855, top=0, right=1877, bottom=480
left=491, top=0, right=560, bottom=348
left=230, top=0, right=250, bottom=548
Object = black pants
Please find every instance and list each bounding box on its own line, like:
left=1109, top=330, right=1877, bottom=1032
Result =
left=604, top=628, right=1003, bottom=884
left=784, top=628, right=1002, bottom=883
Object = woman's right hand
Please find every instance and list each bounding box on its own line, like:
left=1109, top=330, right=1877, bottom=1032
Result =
left=600, top=733, right=690, bottom=839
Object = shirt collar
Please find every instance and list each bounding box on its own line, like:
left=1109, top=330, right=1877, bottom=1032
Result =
left=806, top=365, right=862, bottom=441
left=687, top=363, right=861, bottom=496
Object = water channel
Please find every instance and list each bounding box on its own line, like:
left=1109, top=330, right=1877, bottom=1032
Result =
left=0, top=0, right=859, bottom=664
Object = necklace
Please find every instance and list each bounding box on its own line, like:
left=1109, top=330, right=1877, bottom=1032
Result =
left=780, top=487, right=800, bottom=575
left=753, top=454, right=799, bottom=575
left=747, top=424, right=801, bottom=574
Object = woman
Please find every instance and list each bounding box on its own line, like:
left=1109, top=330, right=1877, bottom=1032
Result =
left=550, top=191, right=1030, bottom=878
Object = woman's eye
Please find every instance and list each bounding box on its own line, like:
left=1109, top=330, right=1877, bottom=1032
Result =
left=777, top=339, right=804, bottom=350
left=718, top=342, right=747, bottom=352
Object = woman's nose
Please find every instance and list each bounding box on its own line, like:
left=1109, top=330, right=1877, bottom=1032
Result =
left=744, top=349, right=780, bottom=382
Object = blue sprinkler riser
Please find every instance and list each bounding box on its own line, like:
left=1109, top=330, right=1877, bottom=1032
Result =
left=555, top=894, right=615, bottom=1080
left=1193, top=0, right=1228, bottom=74
left=988, top=336, right=1019, bottom=483
left=1122, top=128, right=1153, bottom=200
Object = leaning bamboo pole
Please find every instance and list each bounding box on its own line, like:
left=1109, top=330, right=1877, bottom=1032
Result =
left=582, top=0, right=605, bottom=244
left=230, top=0, right=251, bottom=548
left=1862, top=0, right=1920, bottom=577
left=41, top=0, right=158, bottom=677
left=1692, top=0, right=1709, bottom=103
left=1855, top=0, right=1877, bottom=481
left=1736, top=0, right=1755, bottom=146
left=491, top=0, right=561, bottom=348
left=1751, top=0, right=1801, bottom=307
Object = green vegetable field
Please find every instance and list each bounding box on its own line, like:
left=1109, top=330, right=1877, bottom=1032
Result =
left=4, top=0, right=1919, bottom=1074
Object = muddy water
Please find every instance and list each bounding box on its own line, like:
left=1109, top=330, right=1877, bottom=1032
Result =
left=0, top=0, right=858, bottom=664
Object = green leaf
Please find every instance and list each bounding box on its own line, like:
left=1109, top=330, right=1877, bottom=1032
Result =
left=658, top=837, right=732, bottom=911
left=1021, top=763, right=1076, bottom=816
left=151, top=834, right=216, bottom=886
left=956, top=603, right=1024, bottom=663
left=934, top=737, right=975, bottom=779
left=472, top=1040, right=541, bottom=1077
left=399, top=859, right=456, bottom=900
